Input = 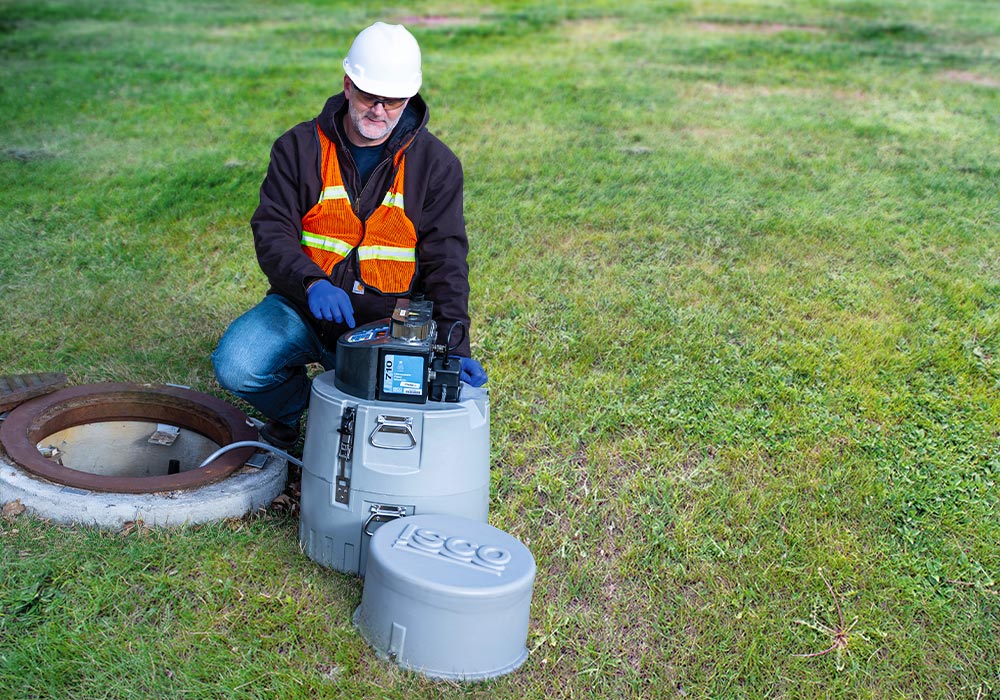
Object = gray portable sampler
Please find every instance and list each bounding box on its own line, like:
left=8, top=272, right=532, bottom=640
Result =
left=298, top=300, right=533, bottom=682
left=298, top=299, right=491, bottom=576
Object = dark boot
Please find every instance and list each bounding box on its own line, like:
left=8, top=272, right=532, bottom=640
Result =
left=259, top=419, right=300, bottom=450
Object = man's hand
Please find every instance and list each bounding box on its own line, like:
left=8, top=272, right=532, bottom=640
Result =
left=455, top=356, right=488, bottom=387
left=307, top=280, right=355, bottom=327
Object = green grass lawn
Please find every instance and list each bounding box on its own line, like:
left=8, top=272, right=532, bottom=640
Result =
left=2, top=1, right=999, bottom=697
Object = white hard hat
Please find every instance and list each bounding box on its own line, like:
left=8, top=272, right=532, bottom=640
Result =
left=343, top=22, right=422, bottom=98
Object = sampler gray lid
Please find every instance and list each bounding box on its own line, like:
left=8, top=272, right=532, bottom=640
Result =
left=367, top=513, right=535, bottom=605
left=355, top=514, right=536, bottom=680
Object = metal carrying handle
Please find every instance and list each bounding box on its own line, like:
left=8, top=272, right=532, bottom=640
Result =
left=363, top=504, right=408, bottom=536
left=368, top=415, right=416, bottom=450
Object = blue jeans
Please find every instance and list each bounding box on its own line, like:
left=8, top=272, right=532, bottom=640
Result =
left=212, top=294, right=336, bottom=427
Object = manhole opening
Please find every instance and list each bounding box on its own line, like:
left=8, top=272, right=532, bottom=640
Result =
left=1, top=382, right=258, bottom=493
left=37, top=420, right=222, bottom=478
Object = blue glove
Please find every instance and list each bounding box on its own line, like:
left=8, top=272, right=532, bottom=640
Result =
left=307, top=280, right=355, bottom=327
left=454, top=356, right=488, bottom=387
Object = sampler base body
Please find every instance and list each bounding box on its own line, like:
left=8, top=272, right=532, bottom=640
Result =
left=298, top=371, right=490, bottom=576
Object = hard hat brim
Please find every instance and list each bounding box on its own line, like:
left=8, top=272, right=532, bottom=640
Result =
left=344, top=60, right=421, bottom=99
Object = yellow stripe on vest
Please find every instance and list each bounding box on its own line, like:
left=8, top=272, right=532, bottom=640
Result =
left=381, top=191, right=405, bottom=209
left=358, top=245, right=417, bottom=263
left=301, top=231, right=355, bottom=257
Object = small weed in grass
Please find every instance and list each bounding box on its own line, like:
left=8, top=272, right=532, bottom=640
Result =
left=793, top=569, right=868, bottom=672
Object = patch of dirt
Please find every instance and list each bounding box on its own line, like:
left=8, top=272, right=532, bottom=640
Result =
left=692, top=21, right=824, bottom=35
left=396, top=15, right=479, bottom=27
left=940, top=70, right=1000, bottom=88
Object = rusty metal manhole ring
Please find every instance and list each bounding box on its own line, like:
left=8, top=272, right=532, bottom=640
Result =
left=0, top=382, right=257, bottom=494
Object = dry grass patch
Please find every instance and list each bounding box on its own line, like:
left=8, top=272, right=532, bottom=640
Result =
left=397, top=14, right=482, bottom=27
left=691, top=20, right=825, bottom=35
left=562, top=17, right=631, bottom=44
left=939, top=70, right=1000, bottom=88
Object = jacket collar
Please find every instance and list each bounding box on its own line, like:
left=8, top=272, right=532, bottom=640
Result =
left=318, top=91, right=429, bottom=158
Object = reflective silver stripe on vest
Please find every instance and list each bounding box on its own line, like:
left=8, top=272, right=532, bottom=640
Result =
left=358, top=245, right=416, bottom=263
left=318, top=185, right=349, bottom=203
left=301, top=231, right=354, bottom=257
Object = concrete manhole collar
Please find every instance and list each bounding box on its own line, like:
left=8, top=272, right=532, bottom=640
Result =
left=0, top=382, right=287, bottom=528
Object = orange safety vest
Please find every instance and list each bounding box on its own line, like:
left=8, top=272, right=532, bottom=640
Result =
left=300, top=125, right=417, bottom=294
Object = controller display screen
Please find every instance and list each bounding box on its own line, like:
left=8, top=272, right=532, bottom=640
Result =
left=381, top=353, right=426, bottom=396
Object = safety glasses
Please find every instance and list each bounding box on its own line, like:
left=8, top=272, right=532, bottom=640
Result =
left=349, top=81, right=408, bottom=110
